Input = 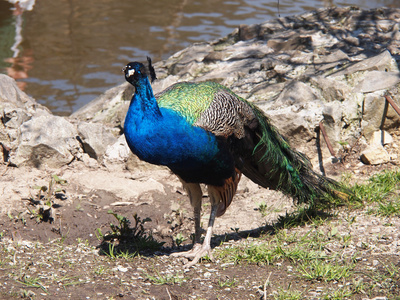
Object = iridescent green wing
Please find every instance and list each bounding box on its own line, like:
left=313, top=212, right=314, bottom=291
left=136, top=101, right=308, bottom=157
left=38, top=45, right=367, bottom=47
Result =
left=155, top=81, right=230, bottom=125
left=156, top=81, right=256, bottom=140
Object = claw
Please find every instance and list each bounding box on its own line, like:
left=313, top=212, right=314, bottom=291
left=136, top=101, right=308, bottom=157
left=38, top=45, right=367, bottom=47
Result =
left=171, top=243, right=203, bottom=259
left=171, top=243, right=213, bottom=268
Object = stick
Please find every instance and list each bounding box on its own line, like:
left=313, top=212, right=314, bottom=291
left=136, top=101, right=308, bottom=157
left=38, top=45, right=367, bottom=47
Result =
left=264, top=271, right=272, bottom=300
left=384, top=94, right=400, bottom=117
left=319, top=121, right=337, bottom=158
left=166, top=287, right=172, bottom=300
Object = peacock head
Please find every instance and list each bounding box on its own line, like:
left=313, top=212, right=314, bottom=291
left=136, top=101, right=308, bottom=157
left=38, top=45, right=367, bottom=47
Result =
left=123, top=57, right=156, bottom=85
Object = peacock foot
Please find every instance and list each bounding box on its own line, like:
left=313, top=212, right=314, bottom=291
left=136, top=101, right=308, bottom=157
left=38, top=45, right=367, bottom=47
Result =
left=171, top=243, right=213, bottom=268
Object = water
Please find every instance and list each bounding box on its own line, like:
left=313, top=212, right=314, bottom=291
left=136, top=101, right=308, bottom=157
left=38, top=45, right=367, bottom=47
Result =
left=0, top=0, right=398, bottom=115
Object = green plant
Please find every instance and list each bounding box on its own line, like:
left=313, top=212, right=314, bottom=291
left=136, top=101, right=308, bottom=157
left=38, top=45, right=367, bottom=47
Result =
left=350, top=170, right=400, bottom=203
left=99, top=211, right=164, bottom=258
left=94, top=265, right=107, bottom=276
left=298, top=259, right=354, bottom=282
left=16, top=274, right=47, bottom=293
left=174, top=233, right=186, bottom=247
left=27, top=174, right=67, bottom=223
left=346, top=170, right=400, bottom=217
left=143, top=270, right=185, bottom=285
left=257, top=201, right=269, bottom=217
left=95, top=228, right=104, bottom=241
left=217, top=277, right=237, bottom=288
left=374, top=199, right=400, bottom=217
left=275, top=206, right=324, bottom=229
left=273, top=286, right=303, bottom=300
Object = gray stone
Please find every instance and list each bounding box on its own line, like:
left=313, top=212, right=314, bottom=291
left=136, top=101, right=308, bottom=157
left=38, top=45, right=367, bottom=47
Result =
left=362, top=91, right=400, bottom=139
left=309, top=76, right=350, bottom=102
left=267, top=34, right=312, bottom=52
left=322, top=101, right=343, bottom=152
left=354, top=71, right=400, bottom=93
left=370, top=130, right=393, bottom=146
left=104, top=135, right=131, bottom=163
left=0, top=75, right=50, bottom=117
left=2, top=102, right=31, bottom=129
left=0, top=74, right=35, bottom=108
left=4, top=7, right=399, bottom=171
left=11, top=114, right=81, bottom=168
left=272, top=80, right=318, bottom=108
left=265, top=101, right=323, bottom=151
left=312, top=49, right=350, bottom=72
left=77, top=122, right=117, bottom=160
left=330, top=50, right=398, bottom=77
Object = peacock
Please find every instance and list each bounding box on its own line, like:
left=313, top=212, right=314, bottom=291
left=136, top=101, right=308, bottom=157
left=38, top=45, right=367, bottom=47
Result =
left=122, top=57, right=345, bottom=267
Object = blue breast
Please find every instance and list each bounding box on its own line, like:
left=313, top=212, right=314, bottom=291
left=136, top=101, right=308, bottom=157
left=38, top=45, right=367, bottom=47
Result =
left=125, top=106, right=218, bottom=165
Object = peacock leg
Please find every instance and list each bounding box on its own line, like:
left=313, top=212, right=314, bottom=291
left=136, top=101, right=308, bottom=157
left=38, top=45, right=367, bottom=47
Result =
left=178, top=186, right=220, bottom=268
left=182, top=201, right=218, bottom=268
left=171, top=181, right=203, bottom=258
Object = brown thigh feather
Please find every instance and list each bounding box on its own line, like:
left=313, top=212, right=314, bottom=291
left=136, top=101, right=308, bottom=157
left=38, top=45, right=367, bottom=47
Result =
left=214, top=168, right=241, bottom=217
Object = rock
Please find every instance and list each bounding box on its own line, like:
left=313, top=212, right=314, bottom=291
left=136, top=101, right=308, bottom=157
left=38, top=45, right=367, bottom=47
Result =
left=315, top=50, right=350, bottom=71
left=104, top=135, right=131, bottom=162
left=354, top=71, right=400, bottom=93
left=1, top=103, right=31, bottom=130
left=272, top=80, right=318, bottom=107
left=67, top=8, right=400, bottom=173
left=80, top=153, right=99, bottom=168
left=0, top=74, right=35, bottom=109
left=360, top=144, right=391, bottom=165
left=309, top=76, right=350, bottom=102
left=265, top=101, right=323, bottom=153
left=11, top=114, right=81, bottom=168
left=370, top=130, right=393, bottom=146
left=322, top=101, right=343, bottom=152
left=71, top=82, right=132, bottom=129
left=62, top=168, right=166, bottom=201
left=77, top=122, right=117, bottom=160
left=362, top=91, right=400, bottom=140
left=331, top=50, right=398, bottom=77
left=267, top=34, right=312, bottom=52
left=0, top=75, right=50, bottom=157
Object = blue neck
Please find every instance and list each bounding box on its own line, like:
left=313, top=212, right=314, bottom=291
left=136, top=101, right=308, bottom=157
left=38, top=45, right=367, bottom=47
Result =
left=129, top=76, right=161, bottom=118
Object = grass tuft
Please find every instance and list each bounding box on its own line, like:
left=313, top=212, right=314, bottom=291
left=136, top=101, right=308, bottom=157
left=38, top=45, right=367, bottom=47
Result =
left=98, top=211, right=164, bottom=259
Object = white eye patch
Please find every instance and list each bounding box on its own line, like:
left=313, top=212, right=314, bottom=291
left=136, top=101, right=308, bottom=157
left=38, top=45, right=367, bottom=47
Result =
left=128, top=69, right=135, bottom=77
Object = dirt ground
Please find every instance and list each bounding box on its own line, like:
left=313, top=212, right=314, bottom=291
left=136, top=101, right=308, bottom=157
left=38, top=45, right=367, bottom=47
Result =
left=0, top=132, right=399, bottom=299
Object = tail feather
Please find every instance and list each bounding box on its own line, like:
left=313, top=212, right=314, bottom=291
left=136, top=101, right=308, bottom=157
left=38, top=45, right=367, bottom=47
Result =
left=241, top=102, right=347, bottom=205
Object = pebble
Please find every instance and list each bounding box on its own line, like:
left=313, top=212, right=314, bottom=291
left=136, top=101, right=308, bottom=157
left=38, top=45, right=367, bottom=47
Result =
left=116, top=265, right=128, bottom=272
left=220, top=262, right=234, bottom=267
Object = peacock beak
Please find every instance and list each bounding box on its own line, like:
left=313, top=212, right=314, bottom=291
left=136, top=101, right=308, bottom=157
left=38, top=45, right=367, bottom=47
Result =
left=122, top=66, right=135, bottom=77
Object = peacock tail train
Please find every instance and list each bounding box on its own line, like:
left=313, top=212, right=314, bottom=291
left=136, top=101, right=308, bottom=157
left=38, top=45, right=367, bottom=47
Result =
left=246, top=101, right=342, bottom=206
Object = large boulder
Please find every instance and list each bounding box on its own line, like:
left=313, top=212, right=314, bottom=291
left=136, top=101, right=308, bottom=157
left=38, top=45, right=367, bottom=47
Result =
left=11, top=114, right=81, bottom=168
left=0, top=75, right=118, bottom=167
